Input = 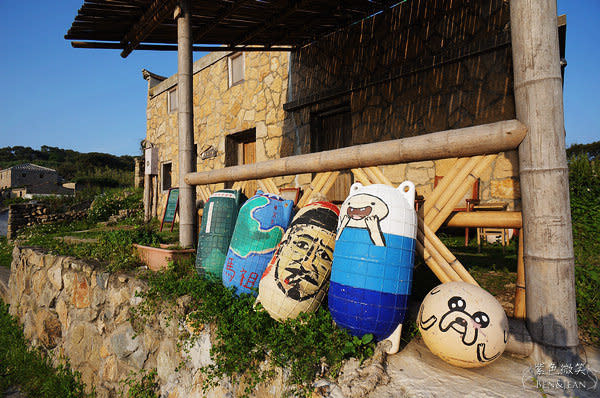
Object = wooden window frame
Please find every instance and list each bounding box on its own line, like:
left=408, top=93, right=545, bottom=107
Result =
left=228, top=53, right=245, bottom=88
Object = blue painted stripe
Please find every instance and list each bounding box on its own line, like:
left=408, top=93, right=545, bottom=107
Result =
left=330, top=228, right=415, bottom=295
left=328, top=281, right=409, bottom=340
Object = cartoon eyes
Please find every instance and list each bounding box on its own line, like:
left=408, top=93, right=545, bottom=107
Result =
left=448, top=296, right=466, bottom=310
left=371, top=202, right=375, bottom=206
left=293, top=240, right=310, bottom=250
left=472, top=311, right=490, bottom=328
left=317, top=249, right=331, bottom=262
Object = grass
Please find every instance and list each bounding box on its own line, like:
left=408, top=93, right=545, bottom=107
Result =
left=0, top=236, right=12, bottom=268
left=0, top=302, right=92, bottom=398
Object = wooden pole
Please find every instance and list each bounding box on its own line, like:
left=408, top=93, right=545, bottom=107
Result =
left=424, top=157, right=469, bottom=216
left=418, top=219, right=479, bottom=286
left=143, top=174, right=151, bottom=223
left=445, top=211, right=522, bottom=229
left=152, top=175, right=158, bottom=218
left=320, top=171, right=340, bottom=196
left=185, top=120, right=526, bottom=186
left=425, top=156, right=481, bottom=222
left=351, top=168, right=372, bottom=185
left=415, top=240, right=453, bottom=284
left=429, top=155, right=496, bottom=232
left=511, top=0, right=578, bottom=358
left=514, top=228, right=526, bottom=319
left=177, top=0, right=196, bottom=248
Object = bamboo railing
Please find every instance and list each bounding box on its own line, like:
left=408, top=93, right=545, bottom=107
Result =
left=186, top=120, right=527, bottom=316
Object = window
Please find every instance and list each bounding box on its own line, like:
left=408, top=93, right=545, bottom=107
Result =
left=161, top=162, right=172, bottom=192
left=40, top=173, right=44, bottom=178
left=228, top=53, right=244, bottom=87
left=168, top=88, right=177, bottom=113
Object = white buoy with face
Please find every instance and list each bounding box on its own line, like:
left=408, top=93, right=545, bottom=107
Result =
left=417, top=281, right=509, bottom=368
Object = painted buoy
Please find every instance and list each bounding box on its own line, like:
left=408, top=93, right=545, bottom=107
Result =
left=195, top=189, right=243, bottom=280
left=417, top=282, right=509, bottom=368
left=328, top=182, right=417, bottom=354
left=257, top=201, right=340, bottom=321
left=222, top=191, right=293, bottom=296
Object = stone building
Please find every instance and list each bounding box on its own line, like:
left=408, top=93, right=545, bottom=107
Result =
left=144, top=1, right=529, bottom=218
left=0, top=163, right=59, bottom=190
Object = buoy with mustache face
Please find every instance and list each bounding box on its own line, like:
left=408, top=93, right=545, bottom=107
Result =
left=418, top=282, right=509, bottom=368
left=257, top=201, right=339, bottom=321
left=329, top=182, right=417, bottom=354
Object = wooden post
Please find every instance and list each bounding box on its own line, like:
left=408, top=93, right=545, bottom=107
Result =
left=143, top=174, right=151, bottom=223
left=514, top=228, right=526, bottom=319
left=511, top=0, right=578, bottom=359
left=176, top=0, right=196, bottom=247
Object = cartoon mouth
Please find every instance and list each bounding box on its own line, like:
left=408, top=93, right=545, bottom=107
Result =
left=347, top=206, right=372, bottom=220
left=439, top=314, right=479, bottom=346
left=450, top=317, right=467, bottom=334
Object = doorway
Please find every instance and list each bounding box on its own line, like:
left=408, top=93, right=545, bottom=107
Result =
left=226, top=128, right=256, bottom=197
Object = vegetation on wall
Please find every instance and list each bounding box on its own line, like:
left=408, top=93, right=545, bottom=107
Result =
left=0, top=302, right=91, bottom=398
left=131, top=259, right=376, bottom=397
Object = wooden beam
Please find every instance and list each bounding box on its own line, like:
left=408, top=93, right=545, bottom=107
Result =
left=71, top=41, right=294, bottom=52
left=185, top=120, right=527, bottom=186
left=120, top=0, right=178, bottom=58
left=194, top=0, right=254, bottom=43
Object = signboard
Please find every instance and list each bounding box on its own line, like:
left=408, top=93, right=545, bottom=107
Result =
left=160, top=188, right=179, bottom=231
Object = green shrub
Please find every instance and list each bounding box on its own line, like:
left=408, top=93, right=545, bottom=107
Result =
left=120, top=369, right=159, bottom=398
left=0, top=302, right=91, bottom=397
left=131, top=260, right=374, bottom=397
left=569, top=154, right=600, bottom=345
left=0, top=236, right=12, bottom=268
left=88, top=189, right=142, bottom=222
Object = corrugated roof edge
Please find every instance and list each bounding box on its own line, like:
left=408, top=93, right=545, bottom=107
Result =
left=2, top=163, right=57, bottom=173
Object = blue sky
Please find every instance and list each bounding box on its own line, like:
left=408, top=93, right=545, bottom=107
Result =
left=0, top=1, right=597, bottom=157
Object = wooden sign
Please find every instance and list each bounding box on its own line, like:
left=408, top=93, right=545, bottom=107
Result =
left=160, top=188, right=179, bottom=232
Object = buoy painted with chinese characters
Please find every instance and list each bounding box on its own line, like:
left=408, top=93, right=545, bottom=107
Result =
left=195, top=189, right=243, bottom=280
left=417, top=282, right=509, bottom=368
left=328, top=181, right=417, bottom=354
left=222, top=191, right=293, bottom=296
left=257, top=201, right=339, bottom=321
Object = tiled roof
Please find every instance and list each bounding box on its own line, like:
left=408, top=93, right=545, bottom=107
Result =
left=3, top=163, right=56, bottom=173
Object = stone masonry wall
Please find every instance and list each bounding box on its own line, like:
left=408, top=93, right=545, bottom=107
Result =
left=7, top=246, right=291, bottom=397
left=7, top=203, right=87, bottom=240
left=146, top=51, right=291, bottom=217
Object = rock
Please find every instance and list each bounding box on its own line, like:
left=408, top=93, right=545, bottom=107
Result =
left=47, top=262, right=63, bottom=290
left=110, top=323, right=140, bottom=359
left=64, top=321, right=102, bottom=368
left=34, top=308, right=62, bottom=349
left=72, top=275, right=91, bottom=308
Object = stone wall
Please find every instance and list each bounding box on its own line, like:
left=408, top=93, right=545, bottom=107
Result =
left=144, top=0, right=520, bottom=214
left=146, top=51, right=291, bottom=216
left=7, top=203, right=87, bottom=240
left=7, top=246, right=292, bottom=397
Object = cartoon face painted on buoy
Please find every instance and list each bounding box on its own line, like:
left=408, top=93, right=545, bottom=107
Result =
left=337, top=193, right=389, bottom=246
left=418, top=282, right=509, bottom=368
left=273, top=223, right=334, bottom=301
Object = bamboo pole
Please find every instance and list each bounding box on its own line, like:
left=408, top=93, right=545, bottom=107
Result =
left=512, top=0, right=577, bottom=354
left=257, top=179, right=268, bottom=194
left=445, top=211, right=522, bottom=228
left=367, top=166, right=393, bottom=186
left=185, top=120, right=526, bottom=186
left=425, top=156, right=481, bottom=224
left=415, top=240, right=453, bottom=284
left=297, top=172, right=328, bottom=208
left=511, top=0, right=577, bottom=355
left=363, top=167, right=381, bottom=185
left=418, top=220, right=479, bottom=286
left=514, top=228, right=526, bottom=319
left=429, top=155, right=496, bottom=232
left=232, top=181, right=241, bottom=190
left=263, top=178, right=279, bottom=194
left=320, top=171, right=340, bottom=196
left=424, top=157, right=469, bottom=216
left=351, top=168, right=372, bottom=185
